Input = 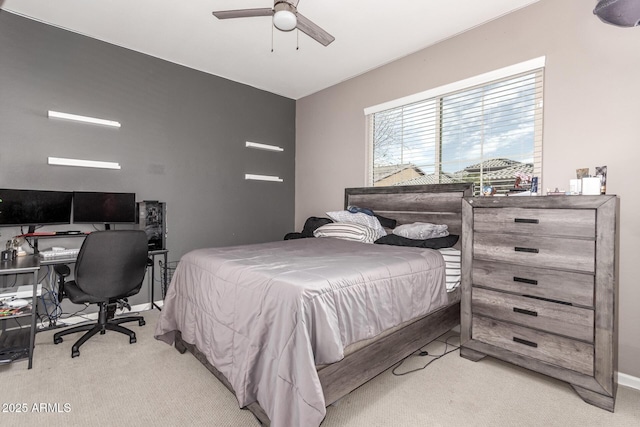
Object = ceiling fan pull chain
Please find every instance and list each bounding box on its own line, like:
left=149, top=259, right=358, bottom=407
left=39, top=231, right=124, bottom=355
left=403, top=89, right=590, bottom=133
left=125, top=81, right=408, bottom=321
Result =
left=271, top=22, right=274, bottom=52
left=296, top=29, right=299, bottom=51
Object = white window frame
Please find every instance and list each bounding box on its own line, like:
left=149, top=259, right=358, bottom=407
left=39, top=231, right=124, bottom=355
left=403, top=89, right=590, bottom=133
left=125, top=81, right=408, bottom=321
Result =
left=364, top=57, right=545, bottom=191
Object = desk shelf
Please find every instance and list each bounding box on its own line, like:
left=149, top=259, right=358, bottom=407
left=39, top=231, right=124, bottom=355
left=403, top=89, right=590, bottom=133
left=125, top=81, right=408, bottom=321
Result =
left=0, top=328, right=30, bottom=364
left=0, top=303, right=33, bottom=320
left=0, top=256, right=40, bottom=369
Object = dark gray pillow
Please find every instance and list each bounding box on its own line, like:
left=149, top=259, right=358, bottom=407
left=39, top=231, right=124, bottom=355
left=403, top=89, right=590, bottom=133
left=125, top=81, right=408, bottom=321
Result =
left=374, top=214, right=397, bottom=229
left=374, top=234, right=459, bottom=249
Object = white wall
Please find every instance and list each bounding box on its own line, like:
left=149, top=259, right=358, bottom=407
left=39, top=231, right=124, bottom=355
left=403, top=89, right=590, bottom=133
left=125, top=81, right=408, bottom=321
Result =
left=296, top=0, right=640, bottom=378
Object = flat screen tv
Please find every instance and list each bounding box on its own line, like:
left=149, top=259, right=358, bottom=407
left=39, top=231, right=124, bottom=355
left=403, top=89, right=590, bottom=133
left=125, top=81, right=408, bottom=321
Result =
left=73, top=192, right=136, bottom=226
left=0, top=189, right=73, bottom=231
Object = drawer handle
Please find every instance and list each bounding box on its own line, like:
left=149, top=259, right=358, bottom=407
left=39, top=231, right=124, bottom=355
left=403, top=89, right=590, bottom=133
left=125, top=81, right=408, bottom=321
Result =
left=513, top=276, right=538, bottom=285
left=513, top=307, right=538, bottom=317
left=514, top=218, right=539, bottom=224
left=515, top=247, right=539, bottom=254
left=513, top=337, right=538, bottom=348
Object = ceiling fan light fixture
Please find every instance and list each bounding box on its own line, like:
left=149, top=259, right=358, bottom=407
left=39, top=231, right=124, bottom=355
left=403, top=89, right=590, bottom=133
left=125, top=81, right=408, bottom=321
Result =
left=594, top=0, right=640, bottom=27
left=273, top=2, right=297, bottom=32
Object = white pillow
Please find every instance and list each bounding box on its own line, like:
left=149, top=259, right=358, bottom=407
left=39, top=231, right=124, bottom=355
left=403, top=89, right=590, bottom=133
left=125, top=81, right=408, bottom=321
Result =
left=313, top=223, right=378, bottom=244
left=393, top=222, right=449, bottom=240
left=326, top=210, right=386, bottom=238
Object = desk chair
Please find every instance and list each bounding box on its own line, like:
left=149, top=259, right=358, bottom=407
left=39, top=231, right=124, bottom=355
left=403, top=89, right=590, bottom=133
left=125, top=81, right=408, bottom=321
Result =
left=53, top=230, right=149, bottom=358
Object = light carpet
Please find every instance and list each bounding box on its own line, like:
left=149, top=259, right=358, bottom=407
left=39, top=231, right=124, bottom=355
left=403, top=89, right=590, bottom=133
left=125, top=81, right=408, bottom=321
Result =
left=1, top=309, right=638, bottom=426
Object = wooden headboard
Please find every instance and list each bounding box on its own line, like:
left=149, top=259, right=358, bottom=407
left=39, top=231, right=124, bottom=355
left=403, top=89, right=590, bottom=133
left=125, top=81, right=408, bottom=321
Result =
left=344, top=183, right=474, bottom=238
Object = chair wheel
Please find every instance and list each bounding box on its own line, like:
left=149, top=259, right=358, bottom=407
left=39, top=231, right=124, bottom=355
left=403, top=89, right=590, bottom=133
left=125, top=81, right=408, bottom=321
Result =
left=100, top=330, right=106, bottom=335
left=72, top=349, right=80, bottom=358
left=139, top=319, right=146, bottom=326
left=54, top=337, right=63, bottom=344
left=130, top=336, right=137, bottom=344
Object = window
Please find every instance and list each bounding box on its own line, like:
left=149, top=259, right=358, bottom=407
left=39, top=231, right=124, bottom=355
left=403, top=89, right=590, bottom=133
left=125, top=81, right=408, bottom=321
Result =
left=367, top=60, right=544, bottom=195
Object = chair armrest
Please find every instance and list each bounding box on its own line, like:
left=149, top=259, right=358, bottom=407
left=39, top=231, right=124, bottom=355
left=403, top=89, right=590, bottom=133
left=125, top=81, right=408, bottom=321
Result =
left=53, top=264, right=71, bottom=303
left=54, top=264, right=71, bottom=278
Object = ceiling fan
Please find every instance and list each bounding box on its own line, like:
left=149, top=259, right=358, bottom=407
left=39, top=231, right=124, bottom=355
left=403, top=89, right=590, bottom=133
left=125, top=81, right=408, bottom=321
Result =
left=212, top=0, right=335, bottom=46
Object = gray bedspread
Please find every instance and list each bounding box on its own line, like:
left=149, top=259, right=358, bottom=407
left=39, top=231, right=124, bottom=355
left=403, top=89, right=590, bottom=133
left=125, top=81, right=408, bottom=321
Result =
left=154, top=237, right=448, bottom=427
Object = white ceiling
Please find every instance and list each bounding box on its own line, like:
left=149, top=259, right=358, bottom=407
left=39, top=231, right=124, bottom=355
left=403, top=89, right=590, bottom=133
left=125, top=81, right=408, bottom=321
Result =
left=1, top=0, right=539, bottom=100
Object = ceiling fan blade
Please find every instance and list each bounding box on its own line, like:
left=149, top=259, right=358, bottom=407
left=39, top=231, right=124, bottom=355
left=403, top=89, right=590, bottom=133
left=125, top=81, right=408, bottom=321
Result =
left=296, top=13, right=335, bottom=46
left=212, top=8, right=274, bottom=20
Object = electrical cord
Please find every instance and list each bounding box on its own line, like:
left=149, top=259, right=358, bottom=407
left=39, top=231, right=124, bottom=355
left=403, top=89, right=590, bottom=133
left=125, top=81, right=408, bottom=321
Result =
left=39, top=304, right=91, bottom=329
left=2, top=273, right=18, bottom=287
left=35, top=266, right=63, bottom=328
left=59, top=304, right=91, bottom=321
left=38, top=288, right=63, bottom=327
left=20, top=225, right=43, bottom=251
left=391, top=333, right=460, bottom=376
left=37, top=264, right=51, bottom=285
left=37, top=266, right=85, bottom=328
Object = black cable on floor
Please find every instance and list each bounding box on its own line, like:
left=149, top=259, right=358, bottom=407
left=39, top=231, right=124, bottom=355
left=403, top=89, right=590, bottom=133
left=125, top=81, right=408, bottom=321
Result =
left=391, top=334, right=460, bottom=376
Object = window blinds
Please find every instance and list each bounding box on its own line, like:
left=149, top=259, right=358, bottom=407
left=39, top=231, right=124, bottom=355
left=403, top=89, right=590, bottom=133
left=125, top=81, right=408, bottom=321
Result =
left=368, top=66, right=544, bottom=193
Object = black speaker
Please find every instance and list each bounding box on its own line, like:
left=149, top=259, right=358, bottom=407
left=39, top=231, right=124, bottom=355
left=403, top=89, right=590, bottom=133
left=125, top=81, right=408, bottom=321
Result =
left=594, top=0, right=640, bottom=27
left=136, top=201, right=166, bottom=251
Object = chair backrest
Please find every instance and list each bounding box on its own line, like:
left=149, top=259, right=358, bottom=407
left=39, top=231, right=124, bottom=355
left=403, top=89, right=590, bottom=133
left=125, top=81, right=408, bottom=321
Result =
left=74, top=230, right=149, bottom=300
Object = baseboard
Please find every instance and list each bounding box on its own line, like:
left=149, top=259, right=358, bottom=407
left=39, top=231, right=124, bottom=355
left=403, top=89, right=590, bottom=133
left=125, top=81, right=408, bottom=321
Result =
left=38, top=302, right=156, bottom=329
left=619, top=372, right=640, bottom=391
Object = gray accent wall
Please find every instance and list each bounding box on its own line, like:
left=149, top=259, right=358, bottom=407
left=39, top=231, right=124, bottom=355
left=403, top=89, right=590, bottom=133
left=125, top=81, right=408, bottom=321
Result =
left=0, top=11, right=295, bottom=305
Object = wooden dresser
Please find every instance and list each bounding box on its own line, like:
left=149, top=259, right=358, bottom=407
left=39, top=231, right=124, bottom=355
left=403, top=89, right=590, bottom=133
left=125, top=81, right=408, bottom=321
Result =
left=460, top=195, right=618, bottom=411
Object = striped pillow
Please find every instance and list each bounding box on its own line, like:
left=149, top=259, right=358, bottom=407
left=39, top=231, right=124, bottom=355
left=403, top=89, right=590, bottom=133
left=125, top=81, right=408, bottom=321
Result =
left=326, top=210, right=387, bottom=239
left=313, top=223, right=378, bottom=244
left=438, top=248, right=461, bottom=291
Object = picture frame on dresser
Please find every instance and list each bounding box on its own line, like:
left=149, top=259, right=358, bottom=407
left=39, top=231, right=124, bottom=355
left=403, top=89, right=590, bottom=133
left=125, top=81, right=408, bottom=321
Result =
left=459, top=195, right=619, bottom=412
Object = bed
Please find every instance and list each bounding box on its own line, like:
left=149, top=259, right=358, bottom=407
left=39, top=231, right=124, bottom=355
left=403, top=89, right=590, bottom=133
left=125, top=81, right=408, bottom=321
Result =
left=155, top=183, right=473, bottom=426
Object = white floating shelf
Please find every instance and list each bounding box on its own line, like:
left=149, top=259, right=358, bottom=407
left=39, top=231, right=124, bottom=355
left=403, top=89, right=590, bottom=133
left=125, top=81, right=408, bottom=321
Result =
left=245, top=141, right=284, bottom=152
left=48, top=157, right=121, bottom=170
left=48, top=110, right=121, bottom=128
left=245, top=174, right=283, bottom=182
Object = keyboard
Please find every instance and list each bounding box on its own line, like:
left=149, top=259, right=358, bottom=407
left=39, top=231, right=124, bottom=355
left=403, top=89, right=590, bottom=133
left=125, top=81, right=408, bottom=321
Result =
left=39, top=248, right=80, bottom=259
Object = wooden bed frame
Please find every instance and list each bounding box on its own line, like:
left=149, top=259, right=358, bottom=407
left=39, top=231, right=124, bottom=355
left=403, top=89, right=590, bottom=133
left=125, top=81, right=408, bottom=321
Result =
left=173, top=183, right=473, bottom=425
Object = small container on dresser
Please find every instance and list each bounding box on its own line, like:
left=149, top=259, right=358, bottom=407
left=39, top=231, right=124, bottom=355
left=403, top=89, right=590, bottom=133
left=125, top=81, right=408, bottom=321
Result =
left=459, top=195, right=619, bottom=412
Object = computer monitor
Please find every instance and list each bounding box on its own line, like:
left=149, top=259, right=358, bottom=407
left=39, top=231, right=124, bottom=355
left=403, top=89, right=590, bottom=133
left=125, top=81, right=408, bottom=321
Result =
left=0, top=189, right=73, bottom=233
left=73, top=192, right=136, bottom=227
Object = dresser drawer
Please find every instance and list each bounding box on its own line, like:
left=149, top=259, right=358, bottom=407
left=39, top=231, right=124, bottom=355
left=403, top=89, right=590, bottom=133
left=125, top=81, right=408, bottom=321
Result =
left=473, top=208, right=595, bottom=238
left=473, top=233, right=595, bottom=273
left=472, top=259, right=594, bottom=307
left=472, top=316, right=594, bottom=376
left=472, top=287, right=594, bottom=342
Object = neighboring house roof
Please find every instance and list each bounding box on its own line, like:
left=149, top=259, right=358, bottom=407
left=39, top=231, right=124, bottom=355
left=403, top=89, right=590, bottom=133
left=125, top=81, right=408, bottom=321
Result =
left=398, top=173, right=457, bottom=186
left=462, top=158, right=523, bottom=172
left=483, top=163, right=533, bottom=181
left=373, top=163, right=424, bottom=183
left=376, top=158, right=533, bottom=186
